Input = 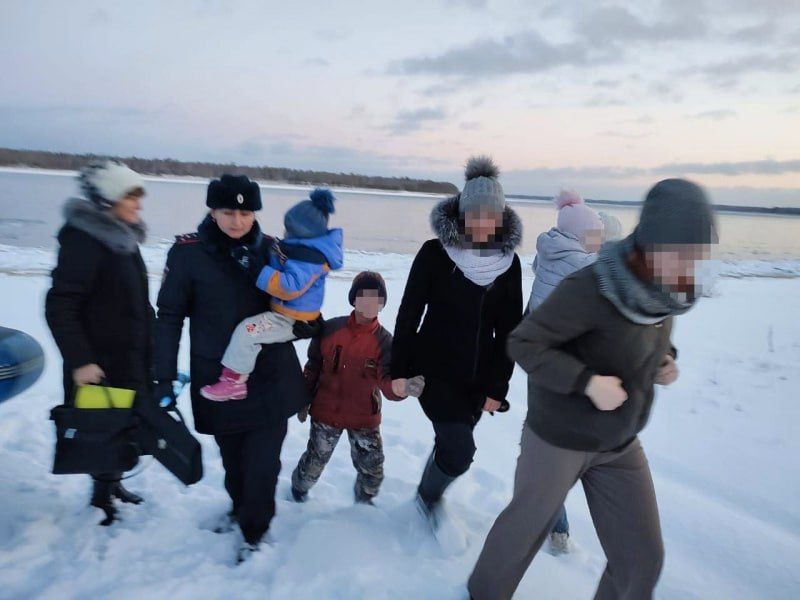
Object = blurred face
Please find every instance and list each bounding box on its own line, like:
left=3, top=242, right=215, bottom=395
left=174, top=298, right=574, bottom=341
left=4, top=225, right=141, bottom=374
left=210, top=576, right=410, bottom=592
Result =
left=583, top=228, right=604, bottom=253
left=645, top=243, right=714, bottom=295
left=354, top=289, right=385, bottom=321
left=212, top=208, right=256, bottom=239
left=111, top=189, right=144, bottom=225
left=464, top=207, right=504, bottom=246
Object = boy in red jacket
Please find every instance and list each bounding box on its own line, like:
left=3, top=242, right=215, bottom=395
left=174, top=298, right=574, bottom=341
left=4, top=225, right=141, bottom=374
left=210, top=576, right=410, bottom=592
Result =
left=291, top=271, right=424, bottom=504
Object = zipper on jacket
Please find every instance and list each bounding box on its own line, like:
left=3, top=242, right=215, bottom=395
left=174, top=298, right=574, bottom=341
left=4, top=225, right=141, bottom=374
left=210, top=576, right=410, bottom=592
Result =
left=332, top=345, right=343, bottom=373
left=471, top=284, right=492, bottom=380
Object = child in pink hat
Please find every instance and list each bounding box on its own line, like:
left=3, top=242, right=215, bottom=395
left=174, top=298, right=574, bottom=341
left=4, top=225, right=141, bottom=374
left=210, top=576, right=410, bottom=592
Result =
left=526, top=189, right=604, bottom=554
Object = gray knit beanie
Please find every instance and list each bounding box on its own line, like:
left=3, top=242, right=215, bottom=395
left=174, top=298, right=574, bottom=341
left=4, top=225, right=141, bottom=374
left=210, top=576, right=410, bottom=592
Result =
left=635, top=179, right=718, bottom=247
left=459, top=156, right=505, bottom=215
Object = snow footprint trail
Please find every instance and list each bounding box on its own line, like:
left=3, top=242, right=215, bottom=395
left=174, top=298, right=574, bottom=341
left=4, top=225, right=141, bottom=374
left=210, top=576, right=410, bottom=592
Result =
left=259, top=473, right=493, bottom=599
left=2, top=272, right=799, bottom=598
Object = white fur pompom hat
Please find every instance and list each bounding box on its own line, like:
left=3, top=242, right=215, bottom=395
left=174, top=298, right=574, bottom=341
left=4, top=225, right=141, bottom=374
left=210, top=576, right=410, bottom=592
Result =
left=78, top=160, right=145, bottom=207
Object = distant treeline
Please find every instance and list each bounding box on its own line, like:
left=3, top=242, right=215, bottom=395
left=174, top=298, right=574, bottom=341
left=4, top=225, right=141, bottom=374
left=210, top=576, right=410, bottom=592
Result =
left=0, top=148, right=459, bottom=195
left=507, top=194, right=800, bottom=216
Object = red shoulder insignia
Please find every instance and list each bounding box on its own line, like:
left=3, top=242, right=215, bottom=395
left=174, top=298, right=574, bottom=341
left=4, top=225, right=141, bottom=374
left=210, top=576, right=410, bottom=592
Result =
left=175, top=232, right=200, bottom=245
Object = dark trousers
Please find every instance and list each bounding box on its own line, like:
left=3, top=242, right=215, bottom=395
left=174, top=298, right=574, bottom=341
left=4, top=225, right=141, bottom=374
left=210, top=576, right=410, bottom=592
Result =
left=432, top=420, right=477, bottom=477
left=469, top=425, right=663, bottom=600
left=214, top=420, right=288, bottom=544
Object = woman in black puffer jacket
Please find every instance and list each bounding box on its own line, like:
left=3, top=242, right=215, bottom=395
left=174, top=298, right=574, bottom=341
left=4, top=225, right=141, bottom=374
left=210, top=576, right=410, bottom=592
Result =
left=391, top=156, right=523, bottom=522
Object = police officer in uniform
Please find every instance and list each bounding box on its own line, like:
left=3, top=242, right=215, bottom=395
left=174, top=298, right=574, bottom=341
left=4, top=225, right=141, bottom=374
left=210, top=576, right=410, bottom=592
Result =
left=153, top=174, right=316, bottom=561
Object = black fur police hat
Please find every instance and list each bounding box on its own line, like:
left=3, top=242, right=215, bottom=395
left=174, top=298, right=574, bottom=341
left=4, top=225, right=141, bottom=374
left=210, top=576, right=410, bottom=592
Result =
left=206, top=174, right=262, bottom=211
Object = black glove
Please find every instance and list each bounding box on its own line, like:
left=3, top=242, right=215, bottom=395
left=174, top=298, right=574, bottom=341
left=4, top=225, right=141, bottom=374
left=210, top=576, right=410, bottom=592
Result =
left=153, top=380, right=176, bottom=410
left=230, top=245, right=265, bottom=280
left=293, top=315, right=325, bottom=340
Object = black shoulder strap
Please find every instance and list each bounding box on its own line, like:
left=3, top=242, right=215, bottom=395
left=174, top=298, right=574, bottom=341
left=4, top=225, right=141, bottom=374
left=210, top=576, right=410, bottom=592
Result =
left=278, top=241, right=327, bottom=265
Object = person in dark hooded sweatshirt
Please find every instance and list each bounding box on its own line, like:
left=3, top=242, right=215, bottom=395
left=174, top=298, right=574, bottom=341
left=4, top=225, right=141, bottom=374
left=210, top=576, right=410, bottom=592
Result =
left=391, top=156, right=523, bottom=527
left=45, top=160, right=151, bottom=526
left=468, top=179, right=718, bottom=600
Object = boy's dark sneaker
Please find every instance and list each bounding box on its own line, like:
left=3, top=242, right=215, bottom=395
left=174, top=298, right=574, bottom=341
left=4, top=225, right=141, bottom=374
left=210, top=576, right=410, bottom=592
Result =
left=290, top=487, right=308, bottom=503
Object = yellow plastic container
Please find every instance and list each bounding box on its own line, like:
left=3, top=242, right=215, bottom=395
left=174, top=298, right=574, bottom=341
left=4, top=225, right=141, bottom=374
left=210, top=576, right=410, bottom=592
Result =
left=74, top=385, right=136, bottom=409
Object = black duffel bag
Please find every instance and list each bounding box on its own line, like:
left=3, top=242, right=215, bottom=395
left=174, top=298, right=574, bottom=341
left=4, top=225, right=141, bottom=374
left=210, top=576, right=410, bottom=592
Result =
left=50, top=404, right=139, bottom=475
left=135, top=397, right=203, bottom=486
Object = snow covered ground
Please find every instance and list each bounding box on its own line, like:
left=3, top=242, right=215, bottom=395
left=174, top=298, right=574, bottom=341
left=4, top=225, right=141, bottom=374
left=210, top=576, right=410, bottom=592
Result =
left=0, top=247, right=799, bottom=599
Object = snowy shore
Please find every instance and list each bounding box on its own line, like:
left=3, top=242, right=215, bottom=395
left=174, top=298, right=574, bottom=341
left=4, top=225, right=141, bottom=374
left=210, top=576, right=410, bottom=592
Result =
left=0, top=250, right=799, bottom=599
left=0, top=167, right=449, bottom=200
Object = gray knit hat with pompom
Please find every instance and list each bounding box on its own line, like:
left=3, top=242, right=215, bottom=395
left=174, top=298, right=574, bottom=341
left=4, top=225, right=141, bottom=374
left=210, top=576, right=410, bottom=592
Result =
left=459, top=155, right=505, bottom=215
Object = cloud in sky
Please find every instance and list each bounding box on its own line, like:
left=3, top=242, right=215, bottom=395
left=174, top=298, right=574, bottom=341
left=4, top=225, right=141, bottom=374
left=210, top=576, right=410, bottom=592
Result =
left=387, top=107, right=447, bottom=134
left=232, top=136, right=450, bottom=174
left=728, top=21, right=776, bottom=42
left=686, top=51, right=800, bottom=87
left=444, top=0, right=487, bottom=8
left=507, top=158, right=800, bottom=179
left=689, top=109, right=738, bottom=120
left=575, top=5, right=707, bottom=45
left=393, top=31, right=595, bottom=77
left=0, top=1, right=798, bottom=205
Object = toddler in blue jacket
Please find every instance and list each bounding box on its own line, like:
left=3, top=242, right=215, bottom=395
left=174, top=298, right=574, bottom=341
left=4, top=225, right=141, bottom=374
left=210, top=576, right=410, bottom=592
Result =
left=201, top=188, right=344, bottom=401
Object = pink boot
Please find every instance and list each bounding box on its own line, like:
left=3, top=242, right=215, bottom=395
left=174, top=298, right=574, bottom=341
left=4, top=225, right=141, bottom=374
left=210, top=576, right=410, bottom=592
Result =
left=200, top=368, right=249, bottom=401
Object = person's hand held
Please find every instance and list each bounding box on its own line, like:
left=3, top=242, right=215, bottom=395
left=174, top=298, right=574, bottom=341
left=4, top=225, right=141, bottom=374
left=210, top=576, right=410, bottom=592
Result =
left=406, top=376, right=425, bottom=398
left=293, top=316, right=324, bottom=340
left=73, top=363, right=104, bottom=386
left=391, top=378, right=408, bottom=398
left=154, top=380, right=177, bottom=409
left=655, top=355, right=679, bottom=386
left=585, top=375, right=628, bottom=411
left=483, top=397, right=502, bottom=413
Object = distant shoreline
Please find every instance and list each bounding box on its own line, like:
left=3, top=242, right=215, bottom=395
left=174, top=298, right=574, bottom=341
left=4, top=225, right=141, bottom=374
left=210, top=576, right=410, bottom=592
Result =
left=0, top=166, right=450, bottom=200
left=506, top=194, right=800, bottom=217
left=1, top=156, right=798, bottom=217
left=0, top=147, right=459, bottom=196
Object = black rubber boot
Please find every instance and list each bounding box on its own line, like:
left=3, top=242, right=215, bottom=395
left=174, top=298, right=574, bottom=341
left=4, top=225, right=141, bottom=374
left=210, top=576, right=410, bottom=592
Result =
left=111, top=481, right=144, bottom=505
left=416, top=451, right=456, bottom=522
left=290, top=487, right=308, bottom=503
left=212, top=509, right=238, bottom=534
left=90, top=478, right=117, bottom=526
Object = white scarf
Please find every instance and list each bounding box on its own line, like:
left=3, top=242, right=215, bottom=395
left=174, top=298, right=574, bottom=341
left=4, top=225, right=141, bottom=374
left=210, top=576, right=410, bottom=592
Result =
left=445, top=246, right=514, bottom=287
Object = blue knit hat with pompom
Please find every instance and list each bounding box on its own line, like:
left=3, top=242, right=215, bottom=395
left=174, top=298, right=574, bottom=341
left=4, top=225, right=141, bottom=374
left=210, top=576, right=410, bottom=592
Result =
left=284, top=188, right=336, bottom=239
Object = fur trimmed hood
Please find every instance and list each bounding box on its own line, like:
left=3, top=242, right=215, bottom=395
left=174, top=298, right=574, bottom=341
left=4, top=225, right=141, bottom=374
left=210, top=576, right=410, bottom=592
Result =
left=430, top=195, right=522, bottom=254
left=63, top=198, right=146, bottom=254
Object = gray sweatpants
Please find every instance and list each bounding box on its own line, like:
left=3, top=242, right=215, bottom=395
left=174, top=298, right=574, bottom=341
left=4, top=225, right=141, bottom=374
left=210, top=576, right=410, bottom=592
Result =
left=292, top=420, right=385, bottom=499
left=221, top=311, right=296, bottom=375
left=468, top=425, right=663, bottom=600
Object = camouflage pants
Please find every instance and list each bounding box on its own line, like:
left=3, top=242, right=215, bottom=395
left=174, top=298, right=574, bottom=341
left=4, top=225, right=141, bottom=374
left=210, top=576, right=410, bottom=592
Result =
left=291, top=420, right=385, bottom=499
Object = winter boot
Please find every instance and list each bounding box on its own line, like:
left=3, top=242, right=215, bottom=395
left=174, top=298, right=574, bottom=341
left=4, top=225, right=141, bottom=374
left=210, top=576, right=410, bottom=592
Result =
left=290, top=486, right=308, bottom=503
left=111, top=481, right=144, bottom=505
left=212, top=509, right=238, bottom=534
left=200, top=368, right=249, bottom=401
left=548, top=532, right=571, bottom=555
left=90, top=478, right=117, bottom=526
left=415, top=451, right=456, bottom=528
left=354, top=485, right=375, bottom=506
left=236, top=541, right=260, bottom=564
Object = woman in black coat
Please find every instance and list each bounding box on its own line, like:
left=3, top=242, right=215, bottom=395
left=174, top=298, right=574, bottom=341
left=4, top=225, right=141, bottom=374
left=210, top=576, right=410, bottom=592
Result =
left=391, top=157, right=523, bottom=522
left=45, top=160, right=152, bottom=526
left=153, top=174, right=312, bottom=561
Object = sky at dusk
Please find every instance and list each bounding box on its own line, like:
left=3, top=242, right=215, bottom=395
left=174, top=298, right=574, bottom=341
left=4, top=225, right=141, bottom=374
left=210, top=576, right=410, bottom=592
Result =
left=1, top=0, right=799, bottom=205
